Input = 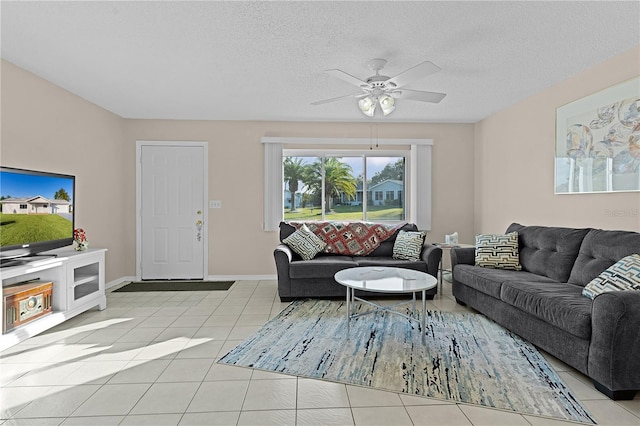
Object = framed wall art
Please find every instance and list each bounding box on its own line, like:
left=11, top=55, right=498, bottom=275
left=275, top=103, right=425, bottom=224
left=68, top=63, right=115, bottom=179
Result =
left=555, top=76, right=640, bottom=194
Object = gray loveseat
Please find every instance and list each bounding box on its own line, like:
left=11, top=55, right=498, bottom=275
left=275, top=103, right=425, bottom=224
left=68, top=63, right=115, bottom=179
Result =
left=451, top=223, right=640, bottom=400
left=275, top=221, right=442, bottom=302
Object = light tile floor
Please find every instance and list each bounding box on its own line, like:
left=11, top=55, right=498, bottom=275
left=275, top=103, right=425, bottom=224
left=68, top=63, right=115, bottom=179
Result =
left=1, top=279, right=639, bottom=426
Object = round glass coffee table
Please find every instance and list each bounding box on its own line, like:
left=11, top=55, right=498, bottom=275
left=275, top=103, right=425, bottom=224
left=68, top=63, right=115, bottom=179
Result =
left=334, top=266, right=437, bottom=342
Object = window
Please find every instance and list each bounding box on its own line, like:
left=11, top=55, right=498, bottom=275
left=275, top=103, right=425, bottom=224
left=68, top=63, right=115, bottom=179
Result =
left=19, top=204, right=27, bottom=209
left=283, top=153, right=406, bottom=222
left=263, top=138, right=432, bottom=231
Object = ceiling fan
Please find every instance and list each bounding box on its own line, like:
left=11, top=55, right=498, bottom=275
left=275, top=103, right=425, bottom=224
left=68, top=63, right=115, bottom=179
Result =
left=312, top=58, right=446, bottom=117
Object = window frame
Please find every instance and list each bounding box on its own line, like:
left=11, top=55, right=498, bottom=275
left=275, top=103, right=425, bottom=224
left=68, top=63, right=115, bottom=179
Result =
left=262, top=137, right=432, bottom=231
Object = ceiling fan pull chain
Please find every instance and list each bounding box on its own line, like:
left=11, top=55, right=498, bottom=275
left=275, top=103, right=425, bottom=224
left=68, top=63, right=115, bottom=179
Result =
left=370, top=124, right=373, bottom=150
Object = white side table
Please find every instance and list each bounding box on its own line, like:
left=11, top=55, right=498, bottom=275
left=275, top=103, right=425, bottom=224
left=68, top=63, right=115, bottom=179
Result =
left=433, top=243, right=475, bottom=293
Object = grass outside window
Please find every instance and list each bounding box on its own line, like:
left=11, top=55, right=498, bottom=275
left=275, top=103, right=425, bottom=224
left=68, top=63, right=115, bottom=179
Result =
left=284, top=205, right=403, bottom=221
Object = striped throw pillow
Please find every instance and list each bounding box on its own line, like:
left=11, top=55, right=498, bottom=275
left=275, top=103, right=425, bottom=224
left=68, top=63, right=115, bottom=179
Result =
left=392, top=230, right=426, bottom=261
left=283, top=224, right=327, bottom=260
left=582, top=254, right=640, bottom=300
left=475, top=232, right=522, bottom=270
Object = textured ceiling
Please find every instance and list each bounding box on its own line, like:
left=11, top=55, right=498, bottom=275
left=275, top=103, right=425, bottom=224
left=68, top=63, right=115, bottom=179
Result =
left=1, top=1, right=639, bottom=123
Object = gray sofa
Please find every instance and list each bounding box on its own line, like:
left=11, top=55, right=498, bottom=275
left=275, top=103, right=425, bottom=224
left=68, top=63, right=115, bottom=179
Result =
left=451, top=223, right=640, bottom=400
left=275, top=221, right=442, bottom=302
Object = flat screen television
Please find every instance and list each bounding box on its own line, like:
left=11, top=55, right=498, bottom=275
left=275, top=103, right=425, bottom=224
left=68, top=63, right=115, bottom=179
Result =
left=0, top=166, right=75, bottom=266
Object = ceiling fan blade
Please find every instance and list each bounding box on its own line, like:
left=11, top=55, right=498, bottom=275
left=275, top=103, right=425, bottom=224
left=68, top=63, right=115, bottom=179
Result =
left=311, top=92, right=365, bottom=105
left=386, top=61, right=441, bottom=88
left=325, top=69, right=369, bottom=87
left=394, top=89, right=446, bottom=103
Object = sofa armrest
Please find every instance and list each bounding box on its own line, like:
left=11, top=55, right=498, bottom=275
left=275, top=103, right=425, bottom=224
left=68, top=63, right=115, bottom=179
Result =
left=421, top=243, right=442, bottom=279
left=589, top=290, right=640, bottom=393
left=450, top=247, right=475, bottom=268
left=275, top=243, right=293, bottom=263
left=274, top=244, right=294, bottom=301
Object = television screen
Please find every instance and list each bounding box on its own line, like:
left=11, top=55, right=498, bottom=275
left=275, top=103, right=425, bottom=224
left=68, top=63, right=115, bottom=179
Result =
left=0, top=166, right=75, bottom=262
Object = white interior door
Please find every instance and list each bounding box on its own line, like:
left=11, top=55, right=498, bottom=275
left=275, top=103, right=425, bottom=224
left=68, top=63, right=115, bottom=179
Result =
left=138, top=143, right=207, bottom=280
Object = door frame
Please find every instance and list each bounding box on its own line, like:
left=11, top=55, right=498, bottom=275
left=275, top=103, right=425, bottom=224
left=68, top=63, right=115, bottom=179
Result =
left=135, top=140, right=209, bottom=281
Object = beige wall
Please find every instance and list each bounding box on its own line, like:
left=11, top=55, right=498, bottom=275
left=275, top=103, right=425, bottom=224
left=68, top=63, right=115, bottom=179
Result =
left=123, top=121, right=476, bottom=277
left=1, top=60, right=128, bottom=282
left=2, top=59, right=475, bottom=279
left=475, top=45, right=640, bottom=234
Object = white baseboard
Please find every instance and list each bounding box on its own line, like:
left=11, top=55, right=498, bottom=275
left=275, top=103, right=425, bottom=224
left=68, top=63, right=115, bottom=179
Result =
left=106, top=275, right=277, bottom=290
left=106, top=276, right=135, bottom=290
left=208, top=275, right=277, bottom=281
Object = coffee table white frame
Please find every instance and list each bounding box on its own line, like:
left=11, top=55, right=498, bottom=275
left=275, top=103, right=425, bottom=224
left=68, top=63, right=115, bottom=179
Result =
left=334, top=267, right=437, bottom=343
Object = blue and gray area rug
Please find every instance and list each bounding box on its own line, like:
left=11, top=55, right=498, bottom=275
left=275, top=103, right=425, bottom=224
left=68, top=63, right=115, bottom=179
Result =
left=219, top=299, right=595, bottom=424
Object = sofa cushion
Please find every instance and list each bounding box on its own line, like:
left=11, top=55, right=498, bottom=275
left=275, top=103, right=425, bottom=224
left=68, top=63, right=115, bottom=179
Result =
left=569, top=228, right=640, bottom=286
left=283, top=224, right=326, bottom=260
left=392, top=230, right=426, bottom=261
left=475, top=232, right=522, bottom=270
left=454, top=264, right=558, bottom=299
left=506, top=223, right=590, bottom=282
left=289, top=256, right=358, bottom=279
left=582, top=254, right=640, bottom=299
left=355, top=257, right=428, bottom=273
left=500, top=281, right=592, bottom=339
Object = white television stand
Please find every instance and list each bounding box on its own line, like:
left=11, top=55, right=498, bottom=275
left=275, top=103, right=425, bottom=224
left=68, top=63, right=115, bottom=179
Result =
left=1, top=247, right=107, bottom=351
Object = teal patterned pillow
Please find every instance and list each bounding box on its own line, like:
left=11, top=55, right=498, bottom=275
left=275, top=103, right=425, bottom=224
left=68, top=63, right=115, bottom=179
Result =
left=582, top=254, right=640, bottom=300
left=475, top=232, right=522, bottom=270
left=392, top=230, right=426, bottom=261
left=283, top=224, right=326, bottom=260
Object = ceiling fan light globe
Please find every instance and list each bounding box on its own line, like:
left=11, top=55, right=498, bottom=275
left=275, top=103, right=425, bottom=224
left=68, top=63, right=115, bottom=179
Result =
left=358, top=96, right=376, bottom=117
left=380, top=95, right=394, bottom=108
left=379, top=95, right=395, bottom=116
